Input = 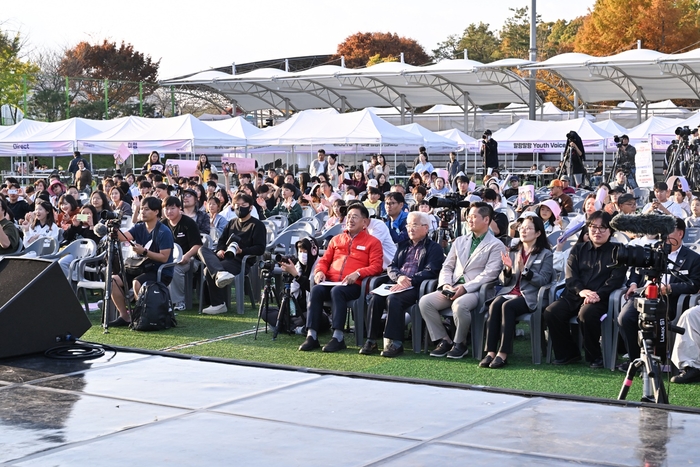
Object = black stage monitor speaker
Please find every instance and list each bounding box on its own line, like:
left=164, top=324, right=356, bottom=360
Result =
left=0, top=257, right=92, bottom=359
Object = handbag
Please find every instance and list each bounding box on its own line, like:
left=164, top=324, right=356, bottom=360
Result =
left=124, top=223, right=160, bottom=276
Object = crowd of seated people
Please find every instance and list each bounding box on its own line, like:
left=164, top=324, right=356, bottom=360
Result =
left=7, top=146, right=700, bottom=385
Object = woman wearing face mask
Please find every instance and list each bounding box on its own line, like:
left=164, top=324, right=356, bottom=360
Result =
left=278, top=237, right=322, bottom=333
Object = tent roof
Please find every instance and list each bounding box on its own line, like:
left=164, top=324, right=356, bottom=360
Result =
left=0, top=119, right=50, bottom=141
left=435, top=128, right=479, bottom=151
left=204, top=116, right=264, bottom=139
left=492, top=117, right=613, bottom=142
left=626, top=116, right=684, bottom=138
left=162, top=58, right=536, bottom=113
left=524, top=49, right=700, bottom=104
left=593, top=119, right=629, bottom=134
left=397, top=123, right=458, bottom=152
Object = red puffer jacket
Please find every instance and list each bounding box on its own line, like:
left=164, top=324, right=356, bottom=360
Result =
left=315, top=229, right=384, bottom=282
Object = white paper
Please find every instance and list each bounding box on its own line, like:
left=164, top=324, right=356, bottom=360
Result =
left=317, top=281, right=345, bottom=286
left=370, top=284, right=414, bottom=296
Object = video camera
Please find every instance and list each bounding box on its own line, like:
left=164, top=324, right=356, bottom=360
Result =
left=428, top=193, right=470, bottom=211
left=676, top=126, right=692, bottom=139
left=259, top=251, right=297, bottom=273
left=101, top=210, right=122, bottom=221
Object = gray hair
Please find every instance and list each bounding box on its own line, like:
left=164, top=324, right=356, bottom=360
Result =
left=407, top=211, right=430, bottom=226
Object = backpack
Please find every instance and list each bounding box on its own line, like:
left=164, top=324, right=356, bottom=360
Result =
left=129, top=281, right=176, bottom=331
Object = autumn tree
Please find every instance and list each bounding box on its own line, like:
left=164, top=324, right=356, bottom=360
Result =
left=334, top=32, right=430, bottom=68
left=575, top=0, right=700, bottom=55
left=58, top=40, right=160, bottom=118
left=0, top=27, right=39, bottom=124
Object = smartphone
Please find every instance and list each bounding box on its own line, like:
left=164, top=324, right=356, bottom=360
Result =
left=8, top=189, right=18, bottom=195
left=441, top=288, right=456, bottom=299
left=76, top=214, right=89, bottom=222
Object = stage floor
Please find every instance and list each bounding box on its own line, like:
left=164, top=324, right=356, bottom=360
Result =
left=1, top=349, right=699, bottom=466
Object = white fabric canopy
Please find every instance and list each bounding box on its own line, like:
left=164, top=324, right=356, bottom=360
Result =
left=650, top=112, right=700, bottom=150
left=78, top=114, right=248, bottom=154
left=593, top=119, right=628, bottom=135
left=4, top=118, right=123, bottom=155
left=204, top=116, right=264, bottom=140
left=0, top=120, right=51, bottom=155
left=397, top=123, right=458, bottom=153
left=435, top=128, right=480, bottom=152
left=623, top=116, right=683, bottom=149
left=492, top=117, right=613, bottom=153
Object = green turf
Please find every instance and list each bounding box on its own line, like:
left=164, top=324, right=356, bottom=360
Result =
left=81, top=303, right=700, bottom=409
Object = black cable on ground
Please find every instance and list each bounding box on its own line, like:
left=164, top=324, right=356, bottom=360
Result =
left=44, top=341, right=117, bottom=360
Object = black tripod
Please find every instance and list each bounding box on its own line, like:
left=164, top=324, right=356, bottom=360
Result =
left=556, top=146, right=571, bottom=180
left=618, top=281, right=685, bottom=404
left=101, top=221, right=130, bottom=333
left=254, top=268, right=278, bottom=339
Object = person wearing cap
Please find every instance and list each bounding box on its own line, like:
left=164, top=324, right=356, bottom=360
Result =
left=642, top=182, right=685, bottom=218
left=503, top=176, right=519, bottom=200
left=49, top=179, right=66, bottom=210
left=549, top=179, right=573, bottom=215
left=536, top=200, right=563, bottom=235
left=559, top=176, right=576, bottom=195
left=481, top=129, right=499, bottom=175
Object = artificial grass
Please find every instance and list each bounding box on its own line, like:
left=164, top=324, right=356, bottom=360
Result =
left=81, top=304, right=700, bottom=409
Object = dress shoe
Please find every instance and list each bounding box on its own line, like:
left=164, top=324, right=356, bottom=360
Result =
left=671, top=366, right=700, bottom=384
left=479, top=355, right=494, bottom=368
left=322, top=337, right=347, bottom=353
left=446, top=342, right=469, bottom=359
left=589, top=358, right=604, bottom=369
left=202, top=303, right=227, bottom=315
left=380, top=343, right=404, bottom=358
left=108, top=317, right=130, bottom=327
left=430, top=339, right=452, bottom=357
left=359, top=340, right=378, bottom=355
left=489, top=356, right=508, bottom=369
left=215, top=271, right=235, bottom=288
left=298, top=336, right=320, bottom=351
left=552, top=355, right=582, bottom=365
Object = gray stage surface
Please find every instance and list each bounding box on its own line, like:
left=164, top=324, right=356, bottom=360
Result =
left=1, top=349, right=699, bottom=466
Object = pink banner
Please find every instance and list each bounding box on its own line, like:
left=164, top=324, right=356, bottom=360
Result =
left=221, top=156, right=256, bottom=174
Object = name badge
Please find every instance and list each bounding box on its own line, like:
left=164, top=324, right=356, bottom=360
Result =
left=534, top=260, right=542, bottom=264
left=357, top=245, right=366, bottom=251
left=177, top=232, right=185, bottom=238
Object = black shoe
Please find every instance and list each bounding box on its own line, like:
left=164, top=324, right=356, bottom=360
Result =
left=359, top=340, right=378, bottom=355
left=589, top=358, right=604, bottom=369
left=552, top=355, right=582, bottom=365
left=108, top=317, right=130, bottom=327
left=322, top=337, right=347, bottom=353
left=446, top=342, right=469, bottom=359
left=616, top=361, right=632, bottom=373
left=671, top=366, right=700, bottom=384
left=380, top=343, right=404, bottom=358
left=298, top=336, right=320, bottom=351
left=489, top=356, right=508, bottom=369
left=430, top=340, right=453, bottom=357
left=479, top=355, right=494, bottom=368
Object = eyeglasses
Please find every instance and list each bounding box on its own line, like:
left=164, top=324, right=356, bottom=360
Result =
left=588, top=225, right=609, bottom=232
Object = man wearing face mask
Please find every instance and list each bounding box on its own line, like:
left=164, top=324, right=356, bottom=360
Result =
left=197, top=193, right=266, bottom=315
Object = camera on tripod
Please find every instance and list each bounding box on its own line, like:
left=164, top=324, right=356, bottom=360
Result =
left=613, top=135, right=624, bottom=148
left=101, top=210, right=122, bottom=221
left=428, top=193, right=470, bottom=211
left=676, top=126, right=692, bottom=140
left=259, top=251, right=297, bottom=273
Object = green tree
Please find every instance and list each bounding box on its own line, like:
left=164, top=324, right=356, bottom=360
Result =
left=432, top=23, right=501, bottom=63
left=0, top=28, right=39, bottom=124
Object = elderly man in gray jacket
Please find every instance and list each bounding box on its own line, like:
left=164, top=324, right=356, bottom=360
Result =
left=419, top=202, right=506, bottom=359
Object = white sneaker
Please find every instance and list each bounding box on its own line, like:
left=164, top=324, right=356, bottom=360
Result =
left=202, top=303, right=228, bottom=315
left=215, top=271, right=235, bottom=288
left=173, top=302, right=186, bottom=311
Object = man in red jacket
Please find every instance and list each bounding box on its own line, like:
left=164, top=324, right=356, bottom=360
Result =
left=299, top=204, right=384, bottom=352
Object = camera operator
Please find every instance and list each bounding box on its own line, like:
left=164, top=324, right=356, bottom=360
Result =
left=299, top=204, right=383, bottom=353
left=566, top=131, right=586, bottom=188
left=615, top=135, right=637, bottom=189
left=480, top=129, right=498, bottom=175
left=110, top=197, right=174, bottom=327
left=544, top=211, right=627, bottom=368
left=196, top=193, right=266, bottom=315
left=419, top=203, right=506, bottom=359
left=360, top=211, right=445, bottom=357
left=277, top=237, right=321, bottom=332
left=617, top=218, right=700, bottom=372
left=163, top=196, right=203, bottom=311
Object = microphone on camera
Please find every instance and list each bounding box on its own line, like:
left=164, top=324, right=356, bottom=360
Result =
left=93, top=223, right=109, bottom=237
left=610, top=214, right=677, bottom=237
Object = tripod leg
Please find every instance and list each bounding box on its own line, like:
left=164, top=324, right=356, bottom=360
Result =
left=254, top=284, right=271, bottom=340
left=618, top=359, right=643, bottom=400
left=274, top=295, right=290, bottom=339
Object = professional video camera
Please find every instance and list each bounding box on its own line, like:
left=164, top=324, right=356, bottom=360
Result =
left=676, top=126, right=692, bottom=139
left=428, top=193, right=470, bottom=211
left=259, top=251, right=297, bottom=272
left=613, top=135, right=623, bottom=148
left=101, top=210, right=122, bottom=221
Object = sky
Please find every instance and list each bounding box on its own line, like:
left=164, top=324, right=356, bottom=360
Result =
left=3, top=0, right=596, bottom=79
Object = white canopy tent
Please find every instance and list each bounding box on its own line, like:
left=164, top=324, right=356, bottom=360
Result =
left=622, top=116, right=683, bottom=150
left=651, top=112, right=700, bottom=150
left=435, top=128, right=480, bottom=174
left=78, top=114, right=248, bottom=155
left=593, top=119, right=629, bottom=136
left=0, top=120, right=51, bottom=154
left=397, top=123, right=458, bottom=153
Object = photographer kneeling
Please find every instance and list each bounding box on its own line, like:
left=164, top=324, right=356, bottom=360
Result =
left=110, top=197, right=174, bottom=327
left=197, top=193, right=266, bottom=315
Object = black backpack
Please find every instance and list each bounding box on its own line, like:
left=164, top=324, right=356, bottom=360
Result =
left=129, top=281, right=176, bottom=331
